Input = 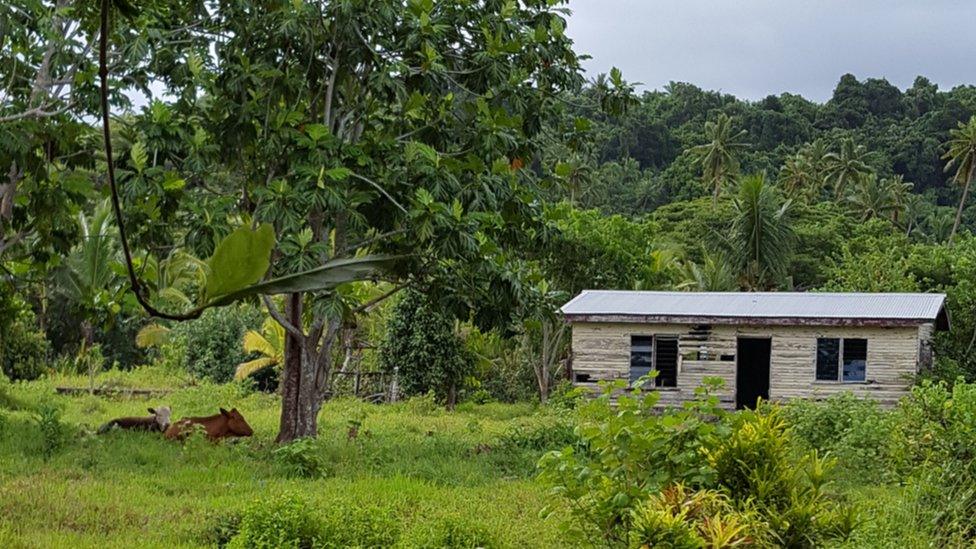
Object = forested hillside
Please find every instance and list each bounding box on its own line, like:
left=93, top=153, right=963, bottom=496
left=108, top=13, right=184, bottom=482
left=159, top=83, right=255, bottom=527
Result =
left=542, top=75, right=976, bottom=217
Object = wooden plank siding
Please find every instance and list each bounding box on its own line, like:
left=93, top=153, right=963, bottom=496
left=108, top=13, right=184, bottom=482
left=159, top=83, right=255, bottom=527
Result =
left=570, top=322, right=927, bottom=408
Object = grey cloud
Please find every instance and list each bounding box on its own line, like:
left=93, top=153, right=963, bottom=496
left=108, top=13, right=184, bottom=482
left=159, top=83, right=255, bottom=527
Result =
left=566, top=0, right=976, bottom=102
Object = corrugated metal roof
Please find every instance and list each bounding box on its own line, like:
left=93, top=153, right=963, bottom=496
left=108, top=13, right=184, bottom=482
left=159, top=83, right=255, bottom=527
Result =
left=561, top=291, right=947, bottom=325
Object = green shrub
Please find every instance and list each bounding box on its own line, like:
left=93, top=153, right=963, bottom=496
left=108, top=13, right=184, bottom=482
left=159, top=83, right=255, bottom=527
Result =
left=895, top=380, right=976, bottom=543
left=170, top=304, right=263, bottom=382
left=273, top=437, right=329, bottom=479
left=783, top=393, right=896, bottom=483
left=538, top=378, right=730, bottom=545
left=0, top=317, right=49, bottom=382
left=35, top=404, right=69, bottom=459
left=628, top=484, right=762, bottom=549
left=380, top=290, right=470, bottom=405
left=317, top=504, right=399, bottom=548
left=546, top=380, right=588, bottom=411
left=707, top=407, right=855, bottom=546
left=400, top=515, right=497, bottom=549
left=227, top=492, right=319, bottom=549
left=540, top=381, right=855, bottom=546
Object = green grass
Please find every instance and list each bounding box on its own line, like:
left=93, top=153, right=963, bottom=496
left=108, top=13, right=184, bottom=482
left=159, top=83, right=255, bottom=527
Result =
left=0, top=371, right=569, bottom=548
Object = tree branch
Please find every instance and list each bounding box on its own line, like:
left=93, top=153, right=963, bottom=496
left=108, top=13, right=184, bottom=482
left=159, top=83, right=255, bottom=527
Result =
left=351, top=281, right=412, bottom=314
left=262, top=294, right=306, bottom=341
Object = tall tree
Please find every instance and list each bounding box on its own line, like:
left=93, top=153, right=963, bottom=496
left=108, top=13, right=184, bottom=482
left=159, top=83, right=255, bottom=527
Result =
left=823, top=138, right=873, bottom=198
left=688, top=113, right=749, bottom=205
left=130, top=0, right=597, bottom=441
left=945, top=116, right=976, bottom=242
left=725, top=174, right=795, bottom=290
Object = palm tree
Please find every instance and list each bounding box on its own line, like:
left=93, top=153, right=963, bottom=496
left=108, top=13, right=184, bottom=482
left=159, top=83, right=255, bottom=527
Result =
left=885, top=175, right=914, bottom=225
left=688, top=113, right=749, bottom=205
left=824, top=138, right=873, bottom=198
left=944, top=116, right=976, bottom=242
left=677, top=250, right=736, bottom=291
left=845, top=175, right=911, bottom=222
left=902, top=194, right=927, bottom=237
left=778, top=153, right=815, bottom=200
left=55, top=199, right=123, bottom=350
left=726, top=174, right=795, bottom=290
left=235, top=317, right=285, bottom=380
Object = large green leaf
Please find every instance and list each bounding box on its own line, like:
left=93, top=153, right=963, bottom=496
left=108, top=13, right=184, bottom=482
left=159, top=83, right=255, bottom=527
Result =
left=206, top=224, right=276, bottom=300
left=206, top=254, right=400, bottom=307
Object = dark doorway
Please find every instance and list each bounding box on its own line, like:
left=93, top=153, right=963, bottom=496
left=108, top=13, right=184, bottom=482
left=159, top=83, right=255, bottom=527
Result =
left=736, top=338, right=771, bottom=410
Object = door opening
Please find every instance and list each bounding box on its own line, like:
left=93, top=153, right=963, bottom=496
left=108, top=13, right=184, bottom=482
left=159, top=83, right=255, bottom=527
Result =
left=736, top=338, right=771, bottom=410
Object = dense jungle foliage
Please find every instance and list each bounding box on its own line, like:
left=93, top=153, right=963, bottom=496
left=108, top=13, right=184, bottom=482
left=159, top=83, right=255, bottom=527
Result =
left=3, top=0, right=976, bottom=546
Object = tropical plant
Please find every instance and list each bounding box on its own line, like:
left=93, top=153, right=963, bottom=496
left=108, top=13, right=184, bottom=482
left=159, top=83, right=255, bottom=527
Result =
left=824, top=138, right=873, bottom=197
left=235, top=317, right=285, bottom=381
left=379, top=290, right=470, bottom=409
left=688, top=114, right=749, bottom=205
left=53, top=199, right=124, bottom=350
left=846, top=174, right=912, bottom=222
left=678, top=250, right=737, bottom=291
left=944, top=116, right=976, bottom=242
left=724, top=175, right=795, bottom=289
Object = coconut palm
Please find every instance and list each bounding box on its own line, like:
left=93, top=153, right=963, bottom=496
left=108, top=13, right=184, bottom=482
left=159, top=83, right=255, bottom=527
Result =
left=688, top=113, right=749, bottom=205
left=134, top=251, right=210, bottom=348
left=725, top=174, right=795, bottom=290
left=824, top=138, right=873, bottom=198
left=944, top=116, right=976, bottom=242
left=54, top=199, right=123, bottom=349
left=677, top=250, right=736, bottom=291
left=846, top=175, right=912, bottom=222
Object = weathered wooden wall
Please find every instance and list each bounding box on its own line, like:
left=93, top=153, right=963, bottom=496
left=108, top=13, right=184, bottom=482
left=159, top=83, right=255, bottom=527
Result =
left=570, top=321, right=925, bottom=408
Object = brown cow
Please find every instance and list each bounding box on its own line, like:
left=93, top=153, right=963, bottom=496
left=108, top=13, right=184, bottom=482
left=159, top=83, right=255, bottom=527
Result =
left=164, top=408, right=254, bottom=441
left=98, top=406, right=172, bottom=434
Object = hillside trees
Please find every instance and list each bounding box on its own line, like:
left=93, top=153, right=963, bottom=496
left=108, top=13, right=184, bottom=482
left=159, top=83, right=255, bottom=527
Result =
left=945, top=116, right=976, bottom=242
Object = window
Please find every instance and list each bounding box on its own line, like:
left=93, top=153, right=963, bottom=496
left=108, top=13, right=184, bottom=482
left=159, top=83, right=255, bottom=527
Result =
left=842, top=339, right=867, bottom=381
left=630, top=335, right=679, bottom=387
left=630, top=336, right=654, bottom=384
left=816, top=338, right=867, bottom=382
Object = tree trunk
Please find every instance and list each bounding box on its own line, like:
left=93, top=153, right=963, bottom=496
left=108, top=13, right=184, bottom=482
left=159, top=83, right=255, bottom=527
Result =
left=276, top=293, right=342, bottom=443
left=446, top=382, right=457, bottom=411
left=276, top=293, right=304, bottom=443
left=950, top=164, right=976, bottom=244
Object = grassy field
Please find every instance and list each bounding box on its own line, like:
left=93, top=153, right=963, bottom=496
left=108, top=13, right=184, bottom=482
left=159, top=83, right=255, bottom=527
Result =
left=0, top=369, right=570, bottom=548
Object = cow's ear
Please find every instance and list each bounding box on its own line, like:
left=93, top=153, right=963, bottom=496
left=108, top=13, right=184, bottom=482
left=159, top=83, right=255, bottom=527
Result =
left=220, top=408, right=230, bottom=416
left=148, top=408, right=156, bottom=414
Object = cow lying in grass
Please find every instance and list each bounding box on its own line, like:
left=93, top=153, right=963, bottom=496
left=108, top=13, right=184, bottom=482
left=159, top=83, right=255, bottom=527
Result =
left=164, top=408, right=254, bottom=441
left=97, top=406, right=171, bottom=434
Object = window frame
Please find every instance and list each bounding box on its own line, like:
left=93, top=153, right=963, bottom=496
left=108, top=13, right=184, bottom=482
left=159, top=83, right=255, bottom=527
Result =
left=629, top=334, right=679, bottom=388
left=815, top=337, right=868, bottom=383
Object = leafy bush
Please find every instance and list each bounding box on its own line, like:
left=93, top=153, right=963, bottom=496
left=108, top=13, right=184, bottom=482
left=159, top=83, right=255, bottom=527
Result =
left=783, top=393, right=897, bottom=483
left=706, top=407, right=855, bottom=546
left=628, top=484, right=763, bottom=548
left=169, top=304, right=263, bottom=382
left=895, top=380, right=976, bottom=543
left=538, top=378, right=730, bottom=544
left=35, top=404, right=69, bottom=459
left=380, top=290, right=470, bottom=405
left=539, top=380, right=855, bottom=546
left=0, top=316, right=49, bottom=381
left=317, top=504, right=399, bottom=548
left=497, top=417, right=578, bottom=453
left=227, top=492, right=319, bottom=549
left=273, top=437, right=329, bottom=479
left=400, top=515, right=498, bottom=549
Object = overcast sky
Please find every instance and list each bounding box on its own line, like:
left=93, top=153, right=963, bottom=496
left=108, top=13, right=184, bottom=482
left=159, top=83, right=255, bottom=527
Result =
left=566, top=0, right=976, bottom=103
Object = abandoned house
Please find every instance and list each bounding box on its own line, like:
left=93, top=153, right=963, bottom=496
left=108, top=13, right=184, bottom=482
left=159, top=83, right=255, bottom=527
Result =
left=561, top=291, right=949, bottom=409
